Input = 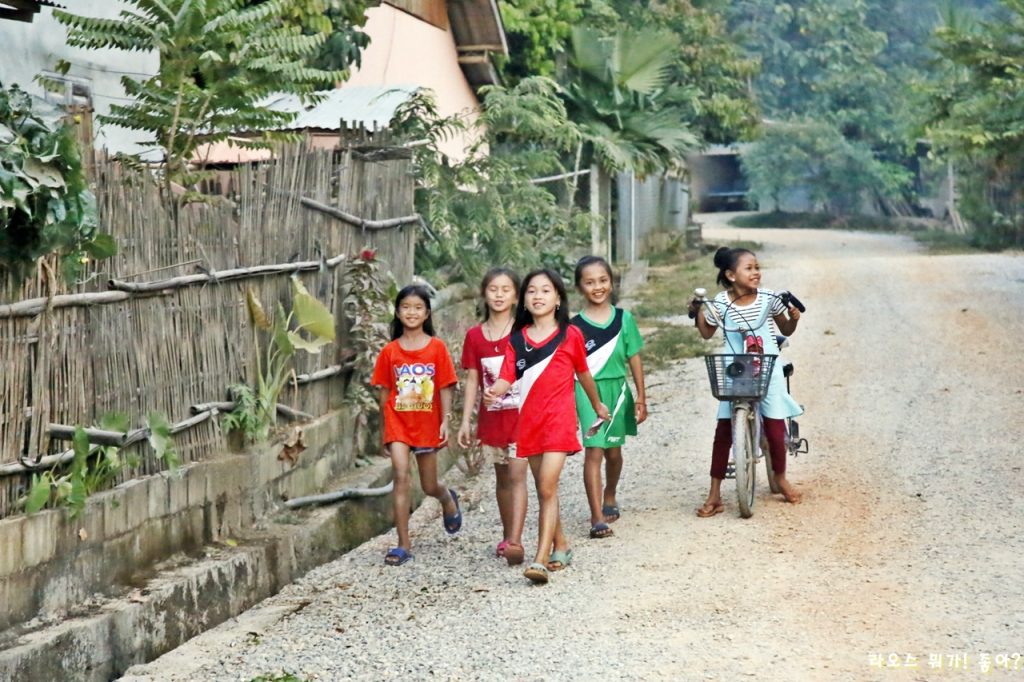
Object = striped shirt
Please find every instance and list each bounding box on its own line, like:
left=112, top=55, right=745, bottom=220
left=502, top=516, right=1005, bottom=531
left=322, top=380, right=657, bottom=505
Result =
left=704, top=289, right=785, bottom=338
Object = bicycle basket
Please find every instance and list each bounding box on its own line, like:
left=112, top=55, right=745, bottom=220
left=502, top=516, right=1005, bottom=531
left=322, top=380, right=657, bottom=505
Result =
left=703, top=353, right=778, bottom=400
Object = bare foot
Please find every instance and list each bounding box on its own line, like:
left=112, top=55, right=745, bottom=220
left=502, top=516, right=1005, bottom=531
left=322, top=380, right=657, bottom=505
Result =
left=777, top=478, right=803, bottom=504
left=696, top=497, right=725, bottom=517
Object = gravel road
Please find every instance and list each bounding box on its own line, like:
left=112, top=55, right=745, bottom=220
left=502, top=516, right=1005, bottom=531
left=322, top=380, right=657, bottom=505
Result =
left=124, top=219, right=1024, bottom=681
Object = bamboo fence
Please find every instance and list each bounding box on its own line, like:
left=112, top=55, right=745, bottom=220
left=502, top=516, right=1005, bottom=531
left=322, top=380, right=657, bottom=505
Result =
left=0, top=136, right=416, bottom=519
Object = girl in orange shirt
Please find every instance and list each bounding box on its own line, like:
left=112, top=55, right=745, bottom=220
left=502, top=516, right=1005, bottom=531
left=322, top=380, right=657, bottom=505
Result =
left=371, top=285, right=461, bottom=566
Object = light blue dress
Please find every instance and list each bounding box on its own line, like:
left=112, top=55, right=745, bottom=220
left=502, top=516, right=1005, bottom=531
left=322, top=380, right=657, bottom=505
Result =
left=713, top=293, right=803, bottom=420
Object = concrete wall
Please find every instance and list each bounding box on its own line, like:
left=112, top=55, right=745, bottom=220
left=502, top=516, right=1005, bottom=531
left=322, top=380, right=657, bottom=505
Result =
left=0, top=0, right=159, bottom=155
left=0, top=408, right=359, bottom=634
left=616, top=172, right=690, bottom=263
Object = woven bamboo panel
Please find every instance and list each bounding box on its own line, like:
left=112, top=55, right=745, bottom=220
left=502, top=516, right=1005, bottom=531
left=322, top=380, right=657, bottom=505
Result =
left=0, top=139, right=415, bottom=519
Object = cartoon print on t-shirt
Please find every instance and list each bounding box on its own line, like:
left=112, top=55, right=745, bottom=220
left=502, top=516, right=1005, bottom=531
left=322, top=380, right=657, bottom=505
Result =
left=480, top=355, right=519, bottom=411
left=394, top=363, right=435, bottom=411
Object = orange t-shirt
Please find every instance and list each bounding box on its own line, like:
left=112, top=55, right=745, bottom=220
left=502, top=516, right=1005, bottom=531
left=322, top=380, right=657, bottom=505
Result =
left=371, top=336, right=458, bottom=448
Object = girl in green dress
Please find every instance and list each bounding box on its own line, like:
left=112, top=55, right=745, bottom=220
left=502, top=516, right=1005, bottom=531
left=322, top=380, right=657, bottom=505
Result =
left=571, top=256, right=647, bottom=539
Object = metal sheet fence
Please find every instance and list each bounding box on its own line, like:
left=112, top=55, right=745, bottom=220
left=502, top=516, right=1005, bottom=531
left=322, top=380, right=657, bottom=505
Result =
left=0, top=140, right=415, bottom=519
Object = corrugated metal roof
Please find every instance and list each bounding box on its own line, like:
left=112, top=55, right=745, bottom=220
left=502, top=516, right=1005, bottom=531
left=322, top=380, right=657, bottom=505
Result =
left=261, top=86, right=419, bottom=132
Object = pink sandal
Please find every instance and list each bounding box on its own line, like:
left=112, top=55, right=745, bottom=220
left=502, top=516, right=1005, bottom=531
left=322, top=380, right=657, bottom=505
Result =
left=496, top=539, right=509, bottom=557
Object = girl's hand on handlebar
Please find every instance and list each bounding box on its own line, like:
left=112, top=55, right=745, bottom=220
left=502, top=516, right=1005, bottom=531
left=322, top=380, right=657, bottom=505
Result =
left=686, top=298, right=701, bottom=320
left=787, top=304, right=801, bottom=321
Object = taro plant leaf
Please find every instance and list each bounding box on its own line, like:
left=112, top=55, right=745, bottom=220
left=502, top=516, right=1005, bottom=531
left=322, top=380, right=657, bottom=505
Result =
left=246, top=289, right=272, bottom=330
left=146, top=411, right=180, bottom=471
left=290, top=276, right=335, bottom=341
left=273, top=303, right=295, bottom=358
left=25, top=473, right=52, bottom=514
left=286, top=331, right=330, bottom=353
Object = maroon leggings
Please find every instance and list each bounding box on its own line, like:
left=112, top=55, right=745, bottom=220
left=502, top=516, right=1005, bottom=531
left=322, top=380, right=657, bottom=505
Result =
left=711, top=417, right=787, bottom=479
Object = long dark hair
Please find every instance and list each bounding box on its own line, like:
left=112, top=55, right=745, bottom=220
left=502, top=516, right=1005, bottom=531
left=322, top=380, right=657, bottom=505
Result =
left=389, top=284, right=435, bottom=340
left=479, top=266, right=521, bottom=321
left=513, top=268, right=570, bottom=332
left=713, top=246, right=755, bottom=288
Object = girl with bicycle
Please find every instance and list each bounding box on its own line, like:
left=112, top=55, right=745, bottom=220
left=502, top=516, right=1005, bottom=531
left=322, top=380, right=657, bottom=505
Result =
left=688, top=247, right=803, bottom=516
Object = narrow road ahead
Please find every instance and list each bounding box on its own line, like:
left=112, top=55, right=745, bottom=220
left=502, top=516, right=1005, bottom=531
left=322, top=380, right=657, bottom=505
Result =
left=125, top=221, right=1024, bottom=681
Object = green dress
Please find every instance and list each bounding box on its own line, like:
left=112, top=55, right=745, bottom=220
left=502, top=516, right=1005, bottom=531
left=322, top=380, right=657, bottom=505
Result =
left=572, top=307, right=643, bottom=448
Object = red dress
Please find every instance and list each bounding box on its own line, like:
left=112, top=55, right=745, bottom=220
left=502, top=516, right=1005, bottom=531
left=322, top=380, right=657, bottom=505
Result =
left=499, top=325, right=589, bottom=457
left=460, top=324, right=518, bottom=448
left=371, top=337, right=458, bottom=448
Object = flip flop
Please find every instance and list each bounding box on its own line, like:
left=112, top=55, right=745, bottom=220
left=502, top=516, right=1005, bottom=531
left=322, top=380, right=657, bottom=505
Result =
left=443, top=488, right=462, bottom=535
left=546, top=549, right=573, bottom=572
left=695, top=502, right=725, bottom=518
left=496, top=539, right=509, bottom=557
left=384, top=547, right=413, bottom=566
left=602, top=504, right=620, bottom=523
left=504, top=542, right=525, bottom=566
left=589, top=522, right=613, bottom=539
left=523, top=562, right=549, bottom=584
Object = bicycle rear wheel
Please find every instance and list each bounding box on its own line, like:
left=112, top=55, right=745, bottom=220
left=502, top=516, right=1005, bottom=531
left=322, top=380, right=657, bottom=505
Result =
left=732, top=405, right=757, bottom=518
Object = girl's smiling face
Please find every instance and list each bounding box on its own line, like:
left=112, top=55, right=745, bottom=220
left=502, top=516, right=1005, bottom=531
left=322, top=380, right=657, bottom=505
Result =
left=578, top=263, right=612, bottom=306
left=484, top=274, right=517, bottom=316
left=525, top=274, right=560, bottom=318
left=397, top=294, right=429, bottom=331
left=727, top=253, right=761, bottom=292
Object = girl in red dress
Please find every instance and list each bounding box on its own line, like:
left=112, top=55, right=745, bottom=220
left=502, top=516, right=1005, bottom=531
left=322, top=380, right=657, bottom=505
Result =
left=485, top=269, right=609, bottom=584
left=457, top=267, right=527, bottom=566
left=371, top=285, right=461, bottom=566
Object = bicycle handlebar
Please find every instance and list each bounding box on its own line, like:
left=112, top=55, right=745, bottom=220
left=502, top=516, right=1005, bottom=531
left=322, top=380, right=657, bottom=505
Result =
left=689, top=288, right=806, bottom=331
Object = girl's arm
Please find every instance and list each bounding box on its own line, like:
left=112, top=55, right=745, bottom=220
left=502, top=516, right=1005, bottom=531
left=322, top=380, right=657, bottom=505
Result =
left=628, top=354, right=648, bottom=424
left=457, top=369, right=479, bottom=448
left=689, top=299, right=718, bottom=340
left=774, top=304, right=801, bottom=336
left=577, top=370, right=611, bottom=422
left=439, top=386, right=453, bottom=444
left=484, top=378, right=511, bottom=405
left=377, top=387, right=389, bottom=455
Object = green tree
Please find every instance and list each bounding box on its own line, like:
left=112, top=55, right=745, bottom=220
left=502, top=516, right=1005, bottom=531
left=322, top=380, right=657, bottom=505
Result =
left=597, top=0, right=759, bottom=143
left=53, top=0, right=349, bottom=203
left=742, top=120, right=910, bottom=214
left=392, top=78, right=587, bottom=284
left=923, top=0, right=1024, bottom=247
left=0, top=83, right=113, bottom=281
left=498, top=0, right=585, bottom=82
left=562, top=26, right=699, bottom=176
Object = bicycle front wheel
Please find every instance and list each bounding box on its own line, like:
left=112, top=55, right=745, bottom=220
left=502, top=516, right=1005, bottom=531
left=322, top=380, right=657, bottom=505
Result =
left=732, top=405, right=757, bottom=518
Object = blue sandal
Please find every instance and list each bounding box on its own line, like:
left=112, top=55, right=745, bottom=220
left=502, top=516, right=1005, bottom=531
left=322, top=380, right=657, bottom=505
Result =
left=443, top=488, right=462, bottom=535
left=589, top=522, right=613, bottom=539
left=602, top=504, right=620, bottom=522
left=384, top=547, right=413, bottom=566
left=547, top=549, right=573, bottom=571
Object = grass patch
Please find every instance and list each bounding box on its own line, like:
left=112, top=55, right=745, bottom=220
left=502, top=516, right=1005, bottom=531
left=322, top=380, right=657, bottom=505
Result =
left=640, top=321, right=707, bottom=372
left=910, top=229, right=985, bottom=254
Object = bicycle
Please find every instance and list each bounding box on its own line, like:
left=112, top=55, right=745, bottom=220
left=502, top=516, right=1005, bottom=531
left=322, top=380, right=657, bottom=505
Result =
left=692, top=287, right=808, bottom=517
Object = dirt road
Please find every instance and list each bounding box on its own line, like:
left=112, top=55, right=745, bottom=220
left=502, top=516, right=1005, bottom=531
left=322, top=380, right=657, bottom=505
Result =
left=125, top=220, right=1024, bottom=681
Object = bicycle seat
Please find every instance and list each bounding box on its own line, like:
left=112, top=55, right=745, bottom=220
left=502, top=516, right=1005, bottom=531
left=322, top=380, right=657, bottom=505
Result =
left=783, top=362, right=794, bottom=377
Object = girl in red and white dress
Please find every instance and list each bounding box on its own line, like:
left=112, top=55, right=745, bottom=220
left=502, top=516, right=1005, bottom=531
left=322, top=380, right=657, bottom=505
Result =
left=485, top=268, right=609, bottom=584
left=457, top=267, right=527, bottom=566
